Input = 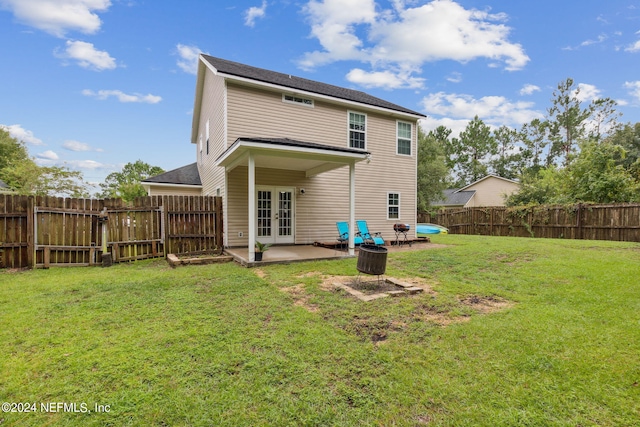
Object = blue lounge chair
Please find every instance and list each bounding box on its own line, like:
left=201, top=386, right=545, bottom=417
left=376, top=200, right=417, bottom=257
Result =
left=336, top=221, right=363, bottom=251
left=356, top=220, right=385, bottom=246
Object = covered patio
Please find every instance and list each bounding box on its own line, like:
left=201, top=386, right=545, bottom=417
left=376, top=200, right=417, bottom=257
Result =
left=216, top=137, right=371, bottom=262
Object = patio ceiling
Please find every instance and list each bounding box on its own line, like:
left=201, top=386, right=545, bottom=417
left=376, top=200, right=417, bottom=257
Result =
left=215, top=137, right=370, bottom=177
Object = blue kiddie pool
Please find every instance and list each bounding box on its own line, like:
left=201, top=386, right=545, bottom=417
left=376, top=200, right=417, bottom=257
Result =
left=416, top=223, right=449, bottom=237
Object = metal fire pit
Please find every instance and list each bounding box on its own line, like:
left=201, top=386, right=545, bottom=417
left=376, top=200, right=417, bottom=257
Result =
left=357, top=244, right=388, bottom=276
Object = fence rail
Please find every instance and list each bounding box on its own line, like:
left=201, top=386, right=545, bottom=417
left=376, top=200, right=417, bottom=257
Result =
left=419, top=203, right=640, bottom=242
left=0, top=194, right=223, bottom=269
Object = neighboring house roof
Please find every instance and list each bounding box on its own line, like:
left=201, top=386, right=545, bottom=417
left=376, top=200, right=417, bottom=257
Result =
left=434, top=189, right=476, bottom=207
left=0, top=179, right=9, bottom=189
left=142, top=163, right=201, bottom=186
left=200, top=55, right=426, bottom=118
left=0, top=179, right=14, bottom=193
left=458, top=174, right=518, bottom=191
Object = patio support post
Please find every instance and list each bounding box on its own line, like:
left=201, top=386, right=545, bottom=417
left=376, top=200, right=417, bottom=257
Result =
left=348, top=160, right=355, bottom=256
left=248, top=152, right=256, bottom=262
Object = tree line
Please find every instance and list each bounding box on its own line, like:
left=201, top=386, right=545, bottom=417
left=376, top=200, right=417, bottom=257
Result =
left=418, top=78, right=640, bottom=210
left=0, top=128, right=163, bottom=201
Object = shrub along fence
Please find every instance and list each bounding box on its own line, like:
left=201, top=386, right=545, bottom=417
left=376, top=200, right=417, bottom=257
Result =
left=0, top=194, right=223, bottom=269
left=419, top=203, right=640, bottom=242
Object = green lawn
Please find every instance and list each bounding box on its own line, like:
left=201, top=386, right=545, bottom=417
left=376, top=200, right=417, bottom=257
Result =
left=1, top=235, right=639, bottom=426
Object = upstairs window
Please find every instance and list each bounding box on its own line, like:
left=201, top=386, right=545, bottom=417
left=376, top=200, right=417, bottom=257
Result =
left=349, top=112, right=366, bottom=149
left=397, top=122, right=412, bottom=155
left=283, top=94, right=314, bottom=107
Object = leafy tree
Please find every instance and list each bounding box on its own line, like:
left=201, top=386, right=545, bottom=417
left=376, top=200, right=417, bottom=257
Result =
left=506, top=167, right=567, bottom=206
left=589, top=98, right=622, bottom=142
left=490, top=126, right=523, bottom=179
left=446, top=116, right=497, bottom=186
left=2, top=161, right=89, bottom=197
left=565, top=141, right=640, bottom=203
left=519, top=118, right=550, bottom=171
left=98, top=160, right=164, bottom=201
left=417, top=126, right=449, bottom=211
left=546, top=78, right=592, bottom=166
left=1, top=127, right=88, bottom=196
left=606, top=122, right=640, bottom=178
left=0, top=127, right=30, bottom=172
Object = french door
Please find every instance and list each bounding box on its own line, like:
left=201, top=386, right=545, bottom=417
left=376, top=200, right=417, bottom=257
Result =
left=256, top=187, right=295, bottom=244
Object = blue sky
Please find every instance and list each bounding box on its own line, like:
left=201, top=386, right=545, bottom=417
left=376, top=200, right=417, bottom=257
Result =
left=1, top=0, right=639, bottom=191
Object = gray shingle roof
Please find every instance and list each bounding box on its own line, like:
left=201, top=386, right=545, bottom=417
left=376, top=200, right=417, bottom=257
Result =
left=142, top=163, right=201, bottom=186
left=434, top=189, right=476, bottom=207
left=201, top=55, right=425, bottom=117
left=0, top=179, right=9, bottom=189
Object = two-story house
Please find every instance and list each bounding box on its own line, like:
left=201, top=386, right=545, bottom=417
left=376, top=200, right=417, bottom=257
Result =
left=143, top=55, right=425, bottom=261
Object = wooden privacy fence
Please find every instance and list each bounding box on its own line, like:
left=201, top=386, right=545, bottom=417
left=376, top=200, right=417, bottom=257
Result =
left=0, top=194, right=223, bottom=269
left=420, top=203, right=640, bottom=242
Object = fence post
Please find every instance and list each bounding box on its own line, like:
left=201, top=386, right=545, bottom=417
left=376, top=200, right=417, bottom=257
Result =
left=215, top=196, right=224, bottom=251
left=576, top=203, right=583, bottom=240
left=27, top=196, right=35, bottom=268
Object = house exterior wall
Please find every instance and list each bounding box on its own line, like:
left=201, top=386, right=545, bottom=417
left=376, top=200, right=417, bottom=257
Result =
left=465, top=178, right=519, bottom=207
left=145, top=185, right=203, bottom=196
left=196, top=70, right=227, bottom=196
left=221, top=81, right=418, bottom=246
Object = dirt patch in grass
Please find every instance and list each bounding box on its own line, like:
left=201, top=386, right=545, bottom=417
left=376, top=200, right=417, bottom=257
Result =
left=254, top=269, right=267, bottom=279
left=280, top=284, right=320, bottom=313
left=459, top=295, right=514, bottom=313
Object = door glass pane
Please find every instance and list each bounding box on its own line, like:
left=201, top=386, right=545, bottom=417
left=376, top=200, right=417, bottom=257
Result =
left=257, top=190, right=272, bottom=237
left=279, top=191, right=292, bottom=237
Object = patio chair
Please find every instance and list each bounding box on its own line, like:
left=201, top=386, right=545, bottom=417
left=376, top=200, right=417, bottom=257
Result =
left=336, top=221, right=363, bottom=252
left=356, top=220, right=385, bottom=246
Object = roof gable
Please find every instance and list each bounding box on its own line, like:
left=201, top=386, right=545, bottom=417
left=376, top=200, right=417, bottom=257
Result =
left=200, top=55, right=425, bottom=117
left=459, top=174, right=519, bottom=191
left=142, top=163, right=201, bottom=186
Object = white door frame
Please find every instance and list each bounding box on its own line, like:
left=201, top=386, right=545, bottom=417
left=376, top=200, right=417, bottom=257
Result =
left=256, top=185, right=295, bottom=245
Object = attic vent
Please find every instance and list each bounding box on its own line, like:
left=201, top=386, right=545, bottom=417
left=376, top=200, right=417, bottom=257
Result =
left=283, top=94, right=314, bottom=107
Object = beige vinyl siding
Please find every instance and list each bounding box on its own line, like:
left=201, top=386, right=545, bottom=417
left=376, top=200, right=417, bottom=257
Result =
left=353, top=112, right=417, bottom=240
left=227, top=83, right=348, bottom=148
left=226, top=166, right=350, bottom=247
left=214, top=76, right=418, bottom=246
left=197, top=70, right=227, bottom=196
left=465, top=177, right=519, bottom=207
left=146, top=185, right=202, bottom=197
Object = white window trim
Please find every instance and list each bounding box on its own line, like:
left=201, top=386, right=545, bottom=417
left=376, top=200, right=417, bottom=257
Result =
left=396, top=121, right=412, bottom=156
left=387, top=191, right=401, bottom=220
left=348, top=111, right=367, bottom=150
left=283, top=94, right=314, bottom=107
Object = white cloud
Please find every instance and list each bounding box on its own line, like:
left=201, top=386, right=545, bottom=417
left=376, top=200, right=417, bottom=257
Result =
left=55, top=40, right=116, bottom=71
left=62, top=140, right=102, bottom=152
left=299, top=0, right=529, bottom=87
left=0, top=0, right=111, bottom=37
left=36, top=150, right=59, bottom=160
left=625, top=39, right=640, bottom=52
left=575, top=83, right=601, bottom=102
left=175, top=44, right=205, bottom=75
left=446, top=72, right=462, bottom=83
left=65, top=159, right=108, bottom=169
left=624, top=81, right=640, bottom=102
left=420, top=91, right=543, bottom=129
left=519, top=84, right=540, bottom=96
left=0, top=124, right=44, bottom=145
left=244, top=0, right=267, bottom=27
left=346, top=68, right=425, bottom=89
left=82, top=89, right=162, bottom=104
